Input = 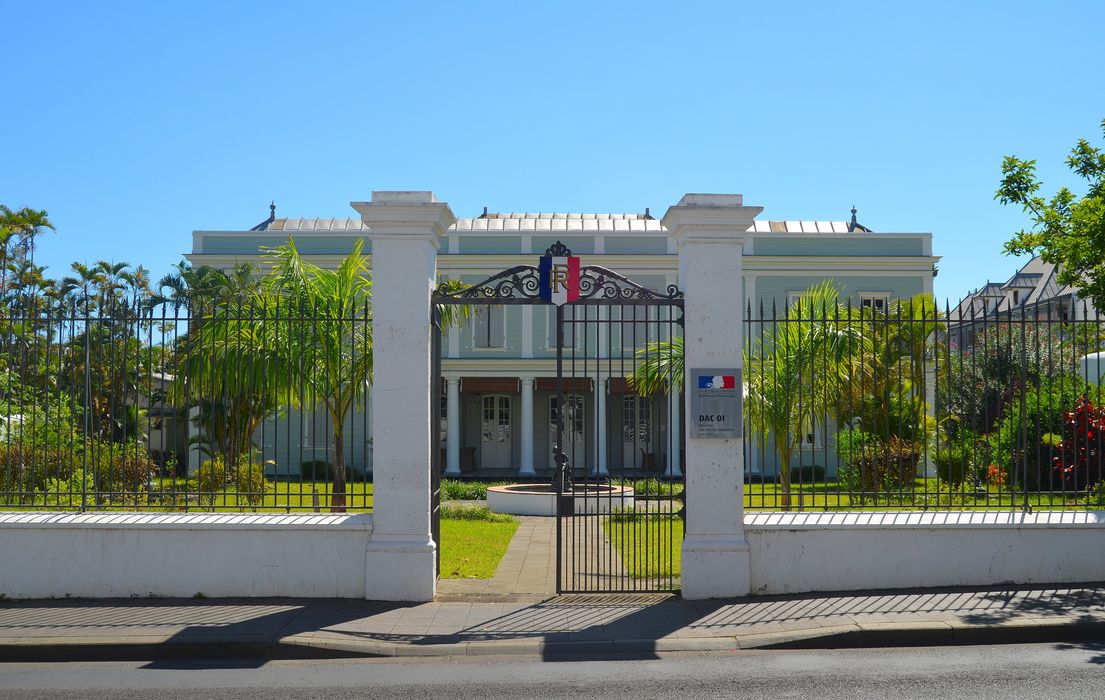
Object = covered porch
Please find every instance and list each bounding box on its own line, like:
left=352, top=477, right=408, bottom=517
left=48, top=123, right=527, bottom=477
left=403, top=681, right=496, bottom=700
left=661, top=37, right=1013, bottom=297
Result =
left=440, top=375, right=683, bottom=480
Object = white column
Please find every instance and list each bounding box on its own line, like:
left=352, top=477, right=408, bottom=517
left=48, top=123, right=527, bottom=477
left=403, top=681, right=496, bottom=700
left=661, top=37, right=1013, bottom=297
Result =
left=186, top=407, right=203, bottom=475
left=665, top=388, right=682, bottom=478
left=519, top=376, right=535, bottom=476
left=354, top=191, right=455, bottom=602
left=663, top=193, right=761, bottom=600
left=594, top=383, right=608, bottom=475
left=445, top=377, right=461, bottom=476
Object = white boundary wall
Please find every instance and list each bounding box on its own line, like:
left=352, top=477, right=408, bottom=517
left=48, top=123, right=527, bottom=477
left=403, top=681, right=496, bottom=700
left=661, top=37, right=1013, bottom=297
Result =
left=0, top=513, right=372, bottom=599
left=746, top=511, right=1105, bottom=595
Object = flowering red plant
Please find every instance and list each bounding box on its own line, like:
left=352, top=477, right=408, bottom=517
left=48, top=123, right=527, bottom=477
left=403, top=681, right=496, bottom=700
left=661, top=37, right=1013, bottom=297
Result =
left=1053, top=397, right=1105, bottom=489
left=986, top=464, right=1007, bottom=489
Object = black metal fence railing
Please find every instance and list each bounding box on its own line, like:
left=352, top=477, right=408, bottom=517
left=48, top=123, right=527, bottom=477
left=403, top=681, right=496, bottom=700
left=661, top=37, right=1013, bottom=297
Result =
left=744, top=296, right=1105, bottom=511
left=0, top=299, right=373, bottom=512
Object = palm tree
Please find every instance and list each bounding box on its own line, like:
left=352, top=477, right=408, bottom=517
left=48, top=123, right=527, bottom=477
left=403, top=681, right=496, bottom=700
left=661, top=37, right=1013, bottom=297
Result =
left=0, top=206, right=54, bottom=302
left=631, top=282, right=866, bottom=509
left=175, top=239, right=372, bottom=511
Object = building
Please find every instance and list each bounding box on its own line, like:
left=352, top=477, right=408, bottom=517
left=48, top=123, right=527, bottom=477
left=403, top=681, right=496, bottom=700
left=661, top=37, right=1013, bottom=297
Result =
left=186, top=201, right=938, bottom=479
left=949, top=256, right=1100, bottom=350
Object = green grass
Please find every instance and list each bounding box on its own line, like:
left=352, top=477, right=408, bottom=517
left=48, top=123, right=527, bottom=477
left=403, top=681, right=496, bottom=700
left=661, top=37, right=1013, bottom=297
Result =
left=439, top=480, right=514, bottom=501
left=604, top=515, right=683, bottom=579
left=743, top=477, right=1085, bottom=510
left=1, top=480, right=375, bottom=513
left=439, top=504, right=515, bottom=521
left=439, top=514, right=519, bottom=579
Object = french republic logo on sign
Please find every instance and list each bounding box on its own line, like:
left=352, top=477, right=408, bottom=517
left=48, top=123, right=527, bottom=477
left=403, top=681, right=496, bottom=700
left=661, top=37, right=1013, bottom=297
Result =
left=698, top=375, right=736, bottom=390
left=538, top=254, right=580, bottom=306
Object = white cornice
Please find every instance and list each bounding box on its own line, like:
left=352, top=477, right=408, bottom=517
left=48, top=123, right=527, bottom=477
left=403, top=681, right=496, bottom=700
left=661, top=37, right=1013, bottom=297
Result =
left=184, top=253, right=940, bottom=273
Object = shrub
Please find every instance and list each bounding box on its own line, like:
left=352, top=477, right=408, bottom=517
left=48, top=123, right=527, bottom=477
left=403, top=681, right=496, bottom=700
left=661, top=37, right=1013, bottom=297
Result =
left=939, top=324, right=1072, bottom=433
left=933, top=427, right=989, bottom=487
left=235, top=458, right=271, bottom=509
left=608, top=506, right=679, bottom=523
left=1052, top=397, right=1105, bottom=490
left=990, top=374, right=1092, bottom=490
left=620, top=478, right=684, bottom=497
left=934, top=444, right=973, bottom=486
left=1085, top=481, right=1105, bottom=508
left=301, top=460, right=354, bottom=482
left=835, top=430, right=920, bottom=495
left=0, top=445, right=69, bottom=494
left=439, top=504, right=515, bottom=522
left=440, top=479, right=489, bottom=500
left=196, top=455, right=230, bottom=510
left=788, top=465, right=825, bottom=484
left=36, top=467, right=90, bottom=509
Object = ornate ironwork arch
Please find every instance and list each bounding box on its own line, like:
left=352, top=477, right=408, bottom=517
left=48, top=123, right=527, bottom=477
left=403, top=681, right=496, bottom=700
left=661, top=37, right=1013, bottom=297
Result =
left=433, top=241, right=683, bottom=302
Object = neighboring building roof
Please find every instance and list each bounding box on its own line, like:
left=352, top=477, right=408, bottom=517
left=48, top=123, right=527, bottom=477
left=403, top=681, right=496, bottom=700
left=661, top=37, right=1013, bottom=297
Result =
left=951, top=256, right=1080, bottom=321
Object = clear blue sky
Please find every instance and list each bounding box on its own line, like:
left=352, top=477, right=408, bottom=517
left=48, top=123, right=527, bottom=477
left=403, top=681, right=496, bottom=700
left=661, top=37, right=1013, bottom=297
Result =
left=4, top=0, right=1103, bottom=303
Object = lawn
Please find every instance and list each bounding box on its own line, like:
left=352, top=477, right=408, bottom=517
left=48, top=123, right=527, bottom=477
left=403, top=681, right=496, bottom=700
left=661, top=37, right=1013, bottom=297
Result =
left=743, top=478, right=1086, bottom=510
left=2, top=480, right=375, bottom=512
left=437, top=506, right=519, bottom=579
left=604, top=515, right=683, bottom=579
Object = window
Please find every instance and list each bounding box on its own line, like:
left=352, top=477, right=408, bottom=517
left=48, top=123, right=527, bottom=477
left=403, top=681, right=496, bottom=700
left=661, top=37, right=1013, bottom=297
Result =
left=474, top=306, right=505, bottom=348
left=1012, top=290, right=1020, bottom=305
left=547, top=306, right=577, bottom=348
left=619, top=306, right=654, bottom=350
left=859, top=294, right=890, bottom=314
left=789, top=414, right=825, bottom=449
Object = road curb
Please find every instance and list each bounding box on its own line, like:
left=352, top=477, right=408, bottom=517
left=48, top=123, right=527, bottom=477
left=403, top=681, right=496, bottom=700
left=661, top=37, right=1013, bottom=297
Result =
left=3, top=621, right=1105, bottom=662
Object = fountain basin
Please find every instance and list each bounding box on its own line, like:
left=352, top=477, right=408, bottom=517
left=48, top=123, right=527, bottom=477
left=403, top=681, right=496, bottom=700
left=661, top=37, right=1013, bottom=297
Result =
left=486, top=484, right=635, bottom=516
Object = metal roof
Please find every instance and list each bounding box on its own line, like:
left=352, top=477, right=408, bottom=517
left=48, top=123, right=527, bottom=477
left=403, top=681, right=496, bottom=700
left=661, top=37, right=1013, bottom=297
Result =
left=258, top=213, right=857, bottom=235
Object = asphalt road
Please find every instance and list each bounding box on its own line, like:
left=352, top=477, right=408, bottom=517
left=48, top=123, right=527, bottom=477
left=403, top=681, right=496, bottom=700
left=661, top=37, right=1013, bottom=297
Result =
left=1, top=643, right=1103, bottom=699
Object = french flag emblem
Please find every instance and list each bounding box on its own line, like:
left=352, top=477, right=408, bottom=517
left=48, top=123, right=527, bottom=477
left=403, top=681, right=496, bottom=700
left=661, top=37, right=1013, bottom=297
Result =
left=699, top=375, right=736, bottom=390
left=538, top=255, right=580, bottom=306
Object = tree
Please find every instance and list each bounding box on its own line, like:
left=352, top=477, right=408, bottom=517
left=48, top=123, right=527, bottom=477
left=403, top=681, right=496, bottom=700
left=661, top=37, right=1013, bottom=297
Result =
left=630, top=282, right=867, bottom=509
left=177, top=239, right=372, bottom=511
left=997, top=118, right=1105, bottom=309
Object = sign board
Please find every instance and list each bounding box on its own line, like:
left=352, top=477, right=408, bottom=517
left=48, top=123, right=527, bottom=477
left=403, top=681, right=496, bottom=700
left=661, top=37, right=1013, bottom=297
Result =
left=690, top=368, right=742, bottom=438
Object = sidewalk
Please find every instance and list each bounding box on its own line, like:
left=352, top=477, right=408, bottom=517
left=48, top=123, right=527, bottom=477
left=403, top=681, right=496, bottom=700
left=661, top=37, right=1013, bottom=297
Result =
left=2, top=585, right=1105, bottom=661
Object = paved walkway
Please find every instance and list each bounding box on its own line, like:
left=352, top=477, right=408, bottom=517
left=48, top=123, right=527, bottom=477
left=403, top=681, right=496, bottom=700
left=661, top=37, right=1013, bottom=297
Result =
left=2, top=585, right=1105, bottom=660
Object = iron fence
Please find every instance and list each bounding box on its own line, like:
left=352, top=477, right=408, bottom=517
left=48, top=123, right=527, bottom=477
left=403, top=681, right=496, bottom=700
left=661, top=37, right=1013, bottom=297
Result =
left=744, top=296, right=1105, bottom=511
left=0, top=298, right=373, bottom=512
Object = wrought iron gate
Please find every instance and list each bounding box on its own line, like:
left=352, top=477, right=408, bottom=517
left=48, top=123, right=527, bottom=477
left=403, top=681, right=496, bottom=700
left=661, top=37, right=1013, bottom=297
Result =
left=432, top=242, right=685, bottom=592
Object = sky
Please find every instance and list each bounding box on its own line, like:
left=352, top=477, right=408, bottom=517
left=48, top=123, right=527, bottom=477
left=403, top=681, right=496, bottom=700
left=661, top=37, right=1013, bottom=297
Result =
left=3, top=0, right=1104, bottom=304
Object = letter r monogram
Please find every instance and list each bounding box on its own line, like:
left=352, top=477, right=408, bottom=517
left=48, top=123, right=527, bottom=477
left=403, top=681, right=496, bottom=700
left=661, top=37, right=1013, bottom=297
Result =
left=552, top=264, right=569, bottom=293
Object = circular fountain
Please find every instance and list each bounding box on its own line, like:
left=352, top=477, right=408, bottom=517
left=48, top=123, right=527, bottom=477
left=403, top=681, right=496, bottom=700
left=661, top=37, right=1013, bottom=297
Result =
left=486, top=483, right=635, bottom=516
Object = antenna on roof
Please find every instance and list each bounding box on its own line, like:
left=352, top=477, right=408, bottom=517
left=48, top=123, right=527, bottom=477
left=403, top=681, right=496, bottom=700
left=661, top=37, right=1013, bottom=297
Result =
left=478, top=206, right=488, bottom=219
left=643, top=207, right=654, bottom=220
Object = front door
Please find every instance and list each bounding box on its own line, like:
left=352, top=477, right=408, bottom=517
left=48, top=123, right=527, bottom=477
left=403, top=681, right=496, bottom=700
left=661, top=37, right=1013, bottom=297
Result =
left=621, top=396, right=653, bottom=471
left=480, top=394, right=512, bottom=469
left=550, top=394, right=585, bottom=472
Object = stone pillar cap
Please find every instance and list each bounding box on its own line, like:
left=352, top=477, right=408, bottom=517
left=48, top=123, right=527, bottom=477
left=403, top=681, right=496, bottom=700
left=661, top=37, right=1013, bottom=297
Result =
left=369, top=191, right=439, bottom=204
left=675, top=193, right=745, bottom=207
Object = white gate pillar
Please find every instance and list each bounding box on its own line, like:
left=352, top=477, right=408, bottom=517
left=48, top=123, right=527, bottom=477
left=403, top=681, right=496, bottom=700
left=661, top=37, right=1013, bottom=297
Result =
left=354, top=191, right=455, bottom=602
left=663, top=193, right=761, bottom=600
